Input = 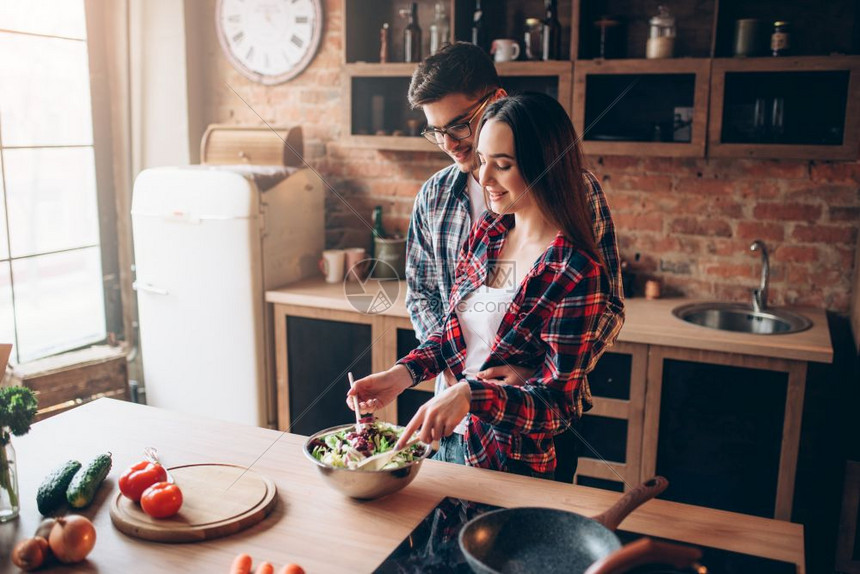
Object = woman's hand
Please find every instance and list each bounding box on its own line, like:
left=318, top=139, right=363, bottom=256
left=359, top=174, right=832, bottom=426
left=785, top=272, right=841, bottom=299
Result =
left=477, top=364, right=535, bottom=386
left=346, top=365, right=413, bottom=414
left=396, top=381, right=471, bottom=449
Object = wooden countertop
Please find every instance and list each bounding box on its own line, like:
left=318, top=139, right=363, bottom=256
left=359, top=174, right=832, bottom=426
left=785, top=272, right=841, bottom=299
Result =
left=3, top=399, right=805, bottom=573
left=266, top=278, right=833, bottom=363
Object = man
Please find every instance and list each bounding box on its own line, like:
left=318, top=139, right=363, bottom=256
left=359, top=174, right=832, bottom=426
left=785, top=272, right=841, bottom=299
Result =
left=403, top=42, right=624, bottom=481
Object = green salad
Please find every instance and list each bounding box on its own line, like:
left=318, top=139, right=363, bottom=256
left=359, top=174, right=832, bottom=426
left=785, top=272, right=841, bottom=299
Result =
left=309, top=421, right=426, bottom=470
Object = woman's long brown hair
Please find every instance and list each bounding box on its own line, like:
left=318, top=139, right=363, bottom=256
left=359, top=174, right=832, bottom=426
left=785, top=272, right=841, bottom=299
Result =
left=477, top=92, right=603, bottom=268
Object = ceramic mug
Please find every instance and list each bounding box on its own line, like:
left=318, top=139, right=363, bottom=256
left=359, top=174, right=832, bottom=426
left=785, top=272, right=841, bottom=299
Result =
left=491, top=39, right=521, bottom=62
left=319, top=249, right=346, bottom=283
left=344, top=247, right=369, bottom=282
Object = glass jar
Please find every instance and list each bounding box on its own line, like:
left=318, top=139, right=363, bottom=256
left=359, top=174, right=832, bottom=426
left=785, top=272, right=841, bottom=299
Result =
left=771, top=21, right=790, bottom=56
left=524, top=18, right=542, bottom=60
left=646, top=5, right=675, bottom=59
left=0, top=440, right=19, bottom=522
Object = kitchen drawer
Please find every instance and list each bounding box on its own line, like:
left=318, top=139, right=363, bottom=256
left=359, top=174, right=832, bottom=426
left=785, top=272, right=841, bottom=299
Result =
left=588, top=351, right=632, bottom=400
left=579, top=414, right=628, bottom=464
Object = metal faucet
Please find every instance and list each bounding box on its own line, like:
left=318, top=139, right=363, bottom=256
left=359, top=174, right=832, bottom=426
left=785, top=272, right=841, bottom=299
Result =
left=750, top=240, right=769, bottom=312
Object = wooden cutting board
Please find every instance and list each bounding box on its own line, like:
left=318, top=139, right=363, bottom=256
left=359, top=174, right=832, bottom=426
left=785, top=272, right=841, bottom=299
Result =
left=110, top=463, right=277, bottom=542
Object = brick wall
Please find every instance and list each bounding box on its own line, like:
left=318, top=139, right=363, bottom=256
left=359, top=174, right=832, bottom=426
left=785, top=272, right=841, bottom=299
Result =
left=199, top=0, right=859, bottom=313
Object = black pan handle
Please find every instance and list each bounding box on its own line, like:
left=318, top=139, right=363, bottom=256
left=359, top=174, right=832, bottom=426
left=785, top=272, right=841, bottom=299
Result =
left=591, top=476, right=669, bottom=532
left=583, top=537, right=705, bottom=574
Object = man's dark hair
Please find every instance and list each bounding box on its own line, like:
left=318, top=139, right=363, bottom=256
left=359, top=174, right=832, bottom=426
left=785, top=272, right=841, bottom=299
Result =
left=407, top=42, right=501, bottom=108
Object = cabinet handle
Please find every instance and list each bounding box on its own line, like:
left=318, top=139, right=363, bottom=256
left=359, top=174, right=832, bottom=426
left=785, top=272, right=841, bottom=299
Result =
left=133, top=282, right=169, bottom=296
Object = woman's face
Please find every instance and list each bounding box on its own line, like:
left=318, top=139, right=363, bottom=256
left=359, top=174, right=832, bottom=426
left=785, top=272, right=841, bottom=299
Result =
left=476, top=119, right=535, bottom=215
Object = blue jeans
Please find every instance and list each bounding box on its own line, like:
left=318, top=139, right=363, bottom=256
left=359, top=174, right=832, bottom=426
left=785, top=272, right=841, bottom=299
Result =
left=432, top=434, right=556, bottom=481
left=432, top=434, right=467, bottom=465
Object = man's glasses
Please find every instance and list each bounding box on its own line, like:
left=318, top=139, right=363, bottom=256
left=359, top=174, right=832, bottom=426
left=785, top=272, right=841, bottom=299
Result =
left=421, top=92, right=494, bottom=145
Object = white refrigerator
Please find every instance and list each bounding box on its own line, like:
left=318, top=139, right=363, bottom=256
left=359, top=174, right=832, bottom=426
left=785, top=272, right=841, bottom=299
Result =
left=131, top=165, right=323, bottom=428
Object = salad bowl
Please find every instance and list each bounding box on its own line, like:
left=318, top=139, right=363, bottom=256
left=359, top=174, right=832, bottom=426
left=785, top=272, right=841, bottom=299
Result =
left=302, top=422, right=431, bottom=500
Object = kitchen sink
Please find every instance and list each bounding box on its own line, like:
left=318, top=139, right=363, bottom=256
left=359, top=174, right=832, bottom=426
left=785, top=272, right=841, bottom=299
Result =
left=672, top=302, right=812, bottom=335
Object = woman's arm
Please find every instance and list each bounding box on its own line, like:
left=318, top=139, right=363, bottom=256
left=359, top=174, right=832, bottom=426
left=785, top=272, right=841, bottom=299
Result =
left=467, top=256, right=607, bottom=435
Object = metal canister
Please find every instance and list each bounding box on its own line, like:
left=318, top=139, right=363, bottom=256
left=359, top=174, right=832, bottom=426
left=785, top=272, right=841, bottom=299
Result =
left=733, top=19, right=761, bottom=57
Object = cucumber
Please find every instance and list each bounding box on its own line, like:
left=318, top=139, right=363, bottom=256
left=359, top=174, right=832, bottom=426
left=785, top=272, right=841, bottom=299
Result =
left=66, top=452, right=113, bottom=509
left=36, top=459, right=82, bottom=515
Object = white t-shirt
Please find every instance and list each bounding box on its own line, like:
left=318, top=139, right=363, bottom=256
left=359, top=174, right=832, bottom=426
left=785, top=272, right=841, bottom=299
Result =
left=467, top=173, right=485, bottom=222
left=452, top=284, right=516, bottom=433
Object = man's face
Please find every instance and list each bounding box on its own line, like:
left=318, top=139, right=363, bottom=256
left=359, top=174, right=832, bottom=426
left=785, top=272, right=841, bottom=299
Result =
left=421, top=92, right=494, bottom=173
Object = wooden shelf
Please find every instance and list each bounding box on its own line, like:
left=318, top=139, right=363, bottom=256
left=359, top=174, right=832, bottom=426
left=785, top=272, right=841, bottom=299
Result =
left=575, top=0, right=717, bottom=60
left=572, top=58, right=711, bottom=157
left=713, top=0, right=859, bottom=58
left=342, top=134, right=444, bottom=152
left=708, top=55, right=860, bottom=160
left=494, top=60, right=573, bottom=76
left=344, top=62, right=418, bottom=77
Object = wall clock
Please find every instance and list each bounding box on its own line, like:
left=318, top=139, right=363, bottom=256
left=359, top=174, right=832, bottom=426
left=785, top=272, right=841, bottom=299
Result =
left=216, top=0, right=323, bottom=85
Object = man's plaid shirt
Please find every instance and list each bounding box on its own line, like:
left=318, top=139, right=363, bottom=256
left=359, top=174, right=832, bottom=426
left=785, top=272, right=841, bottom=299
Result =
left=399, top=210, right=611, bottom=473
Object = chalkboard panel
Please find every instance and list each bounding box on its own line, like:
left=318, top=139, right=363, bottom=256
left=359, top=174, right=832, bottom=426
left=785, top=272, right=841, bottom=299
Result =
left=287, top=317, right=372, bottom=436
left=656, top=359, right=787, bottom=517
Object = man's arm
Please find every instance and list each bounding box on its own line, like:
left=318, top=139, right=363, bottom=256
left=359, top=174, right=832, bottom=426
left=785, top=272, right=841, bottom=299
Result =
left=585, top=171, right=625, bottom=351
left=468, top=259, right=607, bottom=435
left=405, top=179, right=445, bottom=342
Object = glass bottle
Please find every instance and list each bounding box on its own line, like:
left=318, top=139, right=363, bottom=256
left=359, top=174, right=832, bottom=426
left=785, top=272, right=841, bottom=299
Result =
left=380, top=22, right=390, bottom=63
left=524, top=18, right=542, bottom=60
left=471, top=0, right=486, bottom=52
left=429, top=2, right=450, bottom=56
left=372, top=206, right=387, bottom=240
left=541, top=0, right=561, bottom=60
left=771, top=21, right=790, bottom=56
left=0, top=440, right=19, bottom=523
left=404, top=2, right=422, bottom=63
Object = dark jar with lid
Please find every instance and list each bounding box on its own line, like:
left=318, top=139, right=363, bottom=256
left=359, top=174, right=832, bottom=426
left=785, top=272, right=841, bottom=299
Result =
left=771, top=21, right=790, bottom=56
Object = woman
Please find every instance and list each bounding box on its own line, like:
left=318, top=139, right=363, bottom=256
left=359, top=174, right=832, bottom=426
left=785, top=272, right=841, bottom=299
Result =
left=348, top=93, right=614, bottom=479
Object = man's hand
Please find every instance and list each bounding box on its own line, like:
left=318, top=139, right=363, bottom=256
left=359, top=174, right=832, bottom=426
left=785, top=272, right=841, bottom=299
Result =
left=476, top=364, right=536, bottom=386
left=396, top=381, right=471, bottom=449
left=346, top=365, right=413, bottom=414
left=442, top=367, right=458, bottom=387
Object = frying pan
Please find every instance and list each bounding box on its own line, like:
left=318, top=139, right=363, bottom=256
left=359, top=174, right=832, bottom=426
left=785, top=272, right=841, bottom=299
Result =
left=458, top=476, right=700, bottom=574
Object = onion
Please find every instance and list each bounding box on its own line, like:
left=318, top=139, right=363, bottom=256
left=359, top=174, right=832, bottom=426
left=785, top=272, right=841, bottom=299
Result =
left=49, top=514, right=97, bottom=563
left=11, top=537, right=48, bottom=571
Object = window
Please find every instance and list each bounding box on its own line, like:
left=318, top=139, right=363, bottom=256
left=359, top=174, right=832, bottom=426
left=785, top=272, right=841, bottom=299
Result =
left=0, top=1, right=108, bottom=364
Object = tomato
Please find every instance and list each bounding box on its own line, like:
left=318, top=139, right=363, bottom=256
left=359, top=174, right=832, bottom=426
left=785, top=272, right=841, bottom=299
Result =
left=140, top=482, right=183, bottom=518
left=118, top=460, right=168, bottom=502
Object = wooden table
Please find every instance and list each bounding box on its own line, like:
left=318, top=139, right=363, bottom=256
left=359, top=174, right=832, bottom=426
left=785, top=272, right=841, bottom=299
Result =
left=2, top=399, right=805, bottom=573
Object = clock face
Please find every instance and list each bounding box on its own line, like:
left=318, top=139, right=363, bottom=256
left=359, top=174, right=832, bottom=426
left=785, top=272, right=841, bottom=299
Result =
left=216, top=0, right=323, bottom=85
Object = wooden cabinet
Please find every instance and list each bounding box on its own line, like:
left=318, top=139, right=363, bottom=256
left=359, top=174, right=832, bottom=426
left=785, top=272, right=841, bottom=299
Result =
left=343, top=61, right=572, bottom=150
left=267, top=282, right=830, bottom=519
left=574, top=342, right=647, bottom=492
left=708, top=56, right=860, bottom=160
left=569, top=0, right=860, bottom=159
left=341, top=0, right=577, bottom=150
left=642, top=346, right=808, bottom=521
left=273, top=304, right=381, bottom=434
left=572, top=59, right=711, bottom=157
left=339, top=0, right=860, bottom=159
